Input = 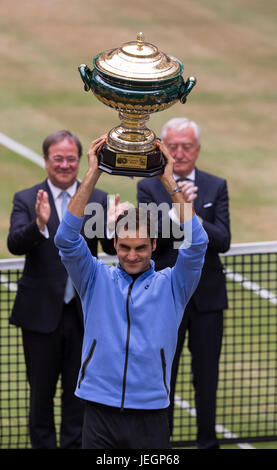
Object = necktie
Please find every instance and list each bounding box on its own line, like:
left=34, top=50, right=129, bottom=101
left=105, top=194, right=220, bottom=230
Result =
left=176, top=177, right=193, bottom=183
left=61, top=191, right=75, bottom=304
left=61, top=190, right=69, bottom=219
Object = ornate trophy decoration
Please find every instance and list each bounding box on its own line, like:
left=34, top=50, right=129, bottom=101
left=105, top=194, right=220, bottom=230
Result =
left=79, top=33, right=196, bottom=177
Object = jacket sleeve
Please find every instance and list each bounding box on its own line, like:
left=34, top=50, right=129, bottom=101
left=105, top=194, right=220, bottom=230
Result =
left=171, top=215, right=208, bottom=326
left=7, top=192, right=46, bottom=255
left=202, top=179, right=231, bottom=253
left=54, top=209, right=99, bottom=301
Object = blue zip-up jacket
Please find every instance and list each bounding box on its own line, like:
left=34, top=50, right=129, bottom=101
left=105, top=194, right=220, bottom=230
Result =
left=55, top=209, right=208, bottom=410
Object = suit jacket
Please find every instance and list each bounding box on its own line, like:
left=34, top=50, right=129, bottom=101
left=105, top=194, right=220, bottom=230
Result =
left=7, top=179, right=115, bottom=333
left=137, top=168, right=231, bottom=312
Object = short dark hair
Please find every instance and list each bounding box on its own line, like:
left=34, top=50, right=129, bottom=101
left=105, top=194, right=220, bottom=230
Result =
left=115, top=207, right=156, bottom=245
left=42, top=130, right=82, bottom=159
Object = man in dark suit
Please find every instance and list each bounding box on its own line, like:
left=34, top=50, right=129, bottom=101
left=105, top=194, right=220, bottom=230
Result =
left=7, top=130, right=115, bottom=449
left=137, top=117, right=231, bottom=449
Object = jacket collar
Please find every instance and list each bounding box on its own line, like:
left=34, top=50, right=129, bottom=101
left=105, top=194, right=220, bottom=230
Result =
left=116, top=259, right=155, bottom=282
left=46, top=178, right=78, bottom=201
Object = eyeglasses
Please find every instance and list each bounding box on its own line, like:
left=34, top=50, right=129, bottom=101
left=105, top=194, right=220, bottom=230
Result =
left=48, top=156, right=79, bottom=164
left=166, top=143, right=195, bottom=153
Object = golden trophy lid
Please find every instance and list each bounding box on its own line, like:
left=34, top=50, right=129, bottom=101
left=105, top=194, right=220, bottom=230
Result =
left=94, top=33, right=183, bottom=81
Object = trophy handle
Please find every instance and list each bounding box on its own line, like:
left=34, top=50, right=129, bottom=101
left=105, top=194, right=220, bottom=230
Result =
left=179, top=76, right=197, bottom=104
left=78, top=64, right=92, bottom=92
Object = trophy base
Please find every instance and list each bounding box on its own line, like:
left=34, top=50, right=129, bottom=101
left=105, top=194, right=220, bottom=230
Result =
left=98, top=143, right=165, bottom=177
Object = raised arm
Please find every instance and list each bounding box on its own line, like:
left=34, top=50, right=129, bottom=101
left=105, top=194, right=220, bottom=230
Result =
left=54, top=135, right=107, bottom=299
left=68, top=135, right=106, bottom=217
left=157, top=140, right=196, bottom=222
left=157, top=140, right=208, bottom=325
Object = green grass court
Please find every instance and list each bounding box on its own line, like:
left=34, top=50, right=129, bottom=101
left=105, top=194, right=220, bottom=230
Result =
left=1, top=0, right=277, bottom=257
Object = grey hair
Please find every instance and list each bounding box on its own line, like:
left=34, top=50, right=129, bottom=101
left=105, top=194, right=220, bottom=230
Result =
left=42, top=130, right=82, bottom=159
left=160, top=117, right=201, bottom=145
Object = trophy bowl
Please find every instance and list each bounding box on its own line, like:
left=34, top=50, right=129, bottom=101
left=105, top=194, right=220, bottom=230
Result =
left=79, top=33, right=196, bottom=177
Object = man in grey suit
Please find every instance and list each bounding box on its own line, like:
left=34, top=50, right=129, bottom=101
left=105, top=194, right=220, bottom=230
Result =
left=8, top=130, right=115, bottom=448
left=137, top=118, right=231, bottom=449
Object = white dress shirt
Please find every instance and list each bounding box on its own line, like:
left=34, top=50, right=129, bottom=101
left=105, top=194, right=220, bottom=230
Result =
left=173, top=169, right=195, bottom=182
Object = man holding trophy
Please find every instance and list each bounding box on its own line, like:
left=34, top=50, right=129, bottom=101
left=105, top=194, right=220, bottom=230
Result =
left=53, top=33, right=210, bottom=449
left=55, top=135, right=208, bottom=448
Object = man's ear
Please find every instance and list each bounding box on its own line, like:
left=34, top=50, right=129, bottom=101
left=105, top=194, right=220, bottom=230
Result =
left=43, top=155, right=48, bottom=169
left=152, top=237, right=157, bottom=252
left=195, top=144, right=201, bottom=161
left=114, top=238, right=117, bottom=250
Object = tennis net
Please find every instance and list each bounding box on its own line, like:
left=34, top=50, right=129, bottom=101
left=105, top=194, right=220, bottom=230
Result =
left=0, top=243, right=277, bottom=448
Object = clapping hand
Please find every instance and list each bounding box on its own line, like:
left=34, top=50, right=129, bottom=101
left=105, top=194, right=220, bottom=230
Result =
left=36, top=190, right=51, bottom=230
left=178, top=180, right=198, bottom=204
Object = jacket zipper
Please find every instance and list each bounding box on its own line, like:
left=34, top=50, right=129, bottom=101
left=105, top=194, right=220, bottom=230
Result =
left=78, top=338, right=97, bottom=388
left=121, top=280, right=135, bottom=410
left=160, top=348, right=169, bottom=396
